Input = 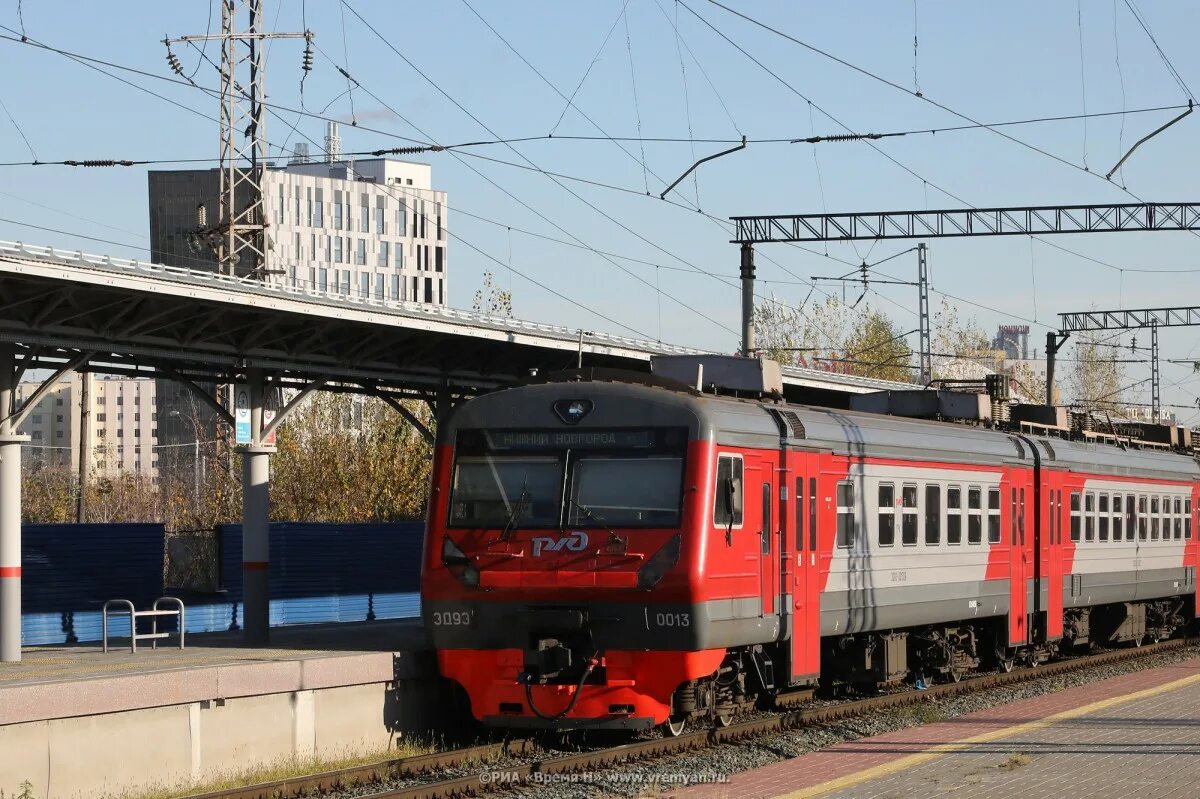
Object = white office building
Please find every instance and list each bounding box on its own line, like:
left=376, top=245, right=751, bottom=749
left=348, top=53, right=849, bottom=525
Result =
left=149, top=129, right=448, bottom=306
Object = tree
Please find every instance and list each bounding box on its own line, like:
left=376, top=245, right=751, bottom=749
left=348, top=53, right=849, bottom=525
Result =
left=472, top=270, right=513, bottom=317
left=1068, top=332, right=1126, bottom=412
left=270, top=392, right=433, bottom=522
left=931, top=299, right=992, bottom=361
left=754, top=295, right=913, bottom=382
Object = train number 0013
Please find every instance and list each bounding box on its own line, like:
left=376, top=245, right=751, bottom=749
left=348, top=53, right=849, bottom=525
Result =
left=655, top=612, right=691, bottom=627
left=432, top=611, right=472, bottom=626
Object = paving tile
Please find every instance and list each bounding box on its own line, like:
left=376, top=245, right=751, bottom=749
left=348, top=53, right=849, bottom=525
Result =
left=670, top=656, right=1200, bottom=799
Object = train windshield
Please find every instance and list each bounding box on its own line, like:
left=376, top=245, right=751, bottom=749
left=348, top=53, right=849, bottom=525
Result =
left=448, top=428, right=687, bottom=529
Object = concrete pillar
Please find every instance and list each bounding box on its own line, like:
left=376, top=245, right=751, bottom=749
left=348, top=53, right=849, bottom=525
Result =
left=0, top=344, right=29, bottom=662
left=240, top=370, right=274, bottom=644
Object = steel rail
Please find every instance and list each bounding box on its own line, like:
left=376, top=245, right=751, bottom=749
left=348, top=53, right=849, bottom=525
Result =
left=182, top=638, right=1194, bottom=799
left=371, top=638, right=1195, bottom=799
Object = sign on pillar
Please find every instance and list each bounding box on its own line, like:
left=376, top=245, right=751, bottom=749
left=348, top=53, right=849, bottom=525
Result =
left=235, top=386, right=251, bottom=444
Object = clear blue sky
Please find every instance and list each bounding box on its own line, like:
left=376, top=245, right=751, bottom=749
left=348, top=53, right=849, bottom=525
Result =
left=2, top=2, right=1199, bottom=419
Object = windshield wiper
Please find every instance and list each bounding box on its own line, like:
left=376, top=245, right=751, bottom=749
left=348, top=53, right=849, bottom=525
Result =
left=499, top=483, right=530, bottom=541
left=566, top=496, right=627, bottom=551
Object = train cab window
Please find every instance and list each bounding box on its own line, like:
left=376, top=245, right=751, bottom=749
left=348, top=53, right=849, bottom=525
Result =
left=450, top=454, right=563, bottom=527
left=967, top=486, right=983, bottom=544
left=1112, top=495, right=1123, bottom=541
left=1070, top=492, right=1081, bottom=542
left=1186, top=498, right=1193, bottom=539
left=714, top=455, right=744, bottom=528
left=987, top=487, right=1001, bottom=543
left=1174, top=497, right=1183, bottom=540
left=1138, top=496, right=1148, bottom=540
left=878, top=483, right=896, bottom=547
left=902, top=484, right=918, bottom=546
left=1098, top=494, right=1110, bottom=541
left=836, top=481, right=856, bottom=548
left=1151, top=496, right=1160, bottom=540
left=924, top=484, right=941, bottom=545
left=947, top=486, right=962, bottom=545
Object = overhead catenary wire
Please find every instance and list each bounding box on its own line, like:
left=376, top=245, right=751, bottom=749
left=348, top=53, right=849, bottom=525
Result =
left=340, top=1, right=745, bottom=340
left=1123, top=0, right=1195, bottom=101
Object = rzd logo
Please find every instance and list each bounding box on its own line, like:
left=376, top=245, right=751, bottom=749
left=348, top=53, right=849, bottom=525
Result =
left=531, top=531, right=589, bottom=557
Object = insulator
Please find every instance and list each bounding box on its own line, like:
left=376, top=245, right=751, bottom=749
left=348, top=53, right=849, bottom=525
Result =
left=197, top=204, right=207, bottom=227
left=166, top=49, right=184, bottom=76
left=302, top=44, right=314, bottom=73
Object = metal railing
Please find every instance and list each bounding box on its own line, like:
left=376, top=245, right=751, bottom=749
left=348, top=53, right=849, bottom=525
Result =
left=102, top=597, right=186, bottom=653
left=0, top=239, right=704, bottom=356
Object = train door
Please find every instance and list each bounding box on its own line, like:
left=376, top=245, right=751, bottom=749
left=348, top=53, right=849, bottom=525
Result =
left=787, top=451, right=821, bottom=682
left=1044, top=474, right=1064, bottom=640
left=741, top=457, right=770, bottom=616
left=755, top=455, right=780, bottom=618
left=1007, top=474, right=1029, bottom=647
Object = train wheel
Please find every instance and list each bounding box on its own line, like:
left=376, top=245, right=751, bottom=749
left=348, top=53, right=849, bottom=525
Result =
left=715, top=711, right=733, bottom=728
left=998, top=656, right=1016, bottom=673
left=664, top=715, right=688, bottom=737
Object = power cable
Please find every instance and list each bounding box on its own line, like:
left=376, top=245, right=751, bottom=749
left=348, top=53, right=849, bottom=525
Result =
left=340, top=1, right=742, bottom=339
left=548, top=0, right=630, bottom=136
left=185, top=0, right=215, bottom=81
left=1077, top=0, right=1090, bottom=171
left=669, top=0, right=701, bottom=208
left=0, top=94, right=36, bottom=160
left=654, top=0, right=741, bottom=136
left=621, top=4, right=651, bottom=194
left=696, top=0, right=1144, bottom=190
left=1123, top=0, right=1195, bottom=101
left=1112, top=0, right=1128, bottom=186
left=336, top=0, right=358, bottom=125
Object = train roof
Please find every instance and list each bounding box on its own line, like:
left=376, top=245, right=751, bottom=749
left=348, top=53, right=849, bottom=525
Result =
left=706, top=394, right=1200, bottom=481
left=446, top=377, right=1200, bottom=482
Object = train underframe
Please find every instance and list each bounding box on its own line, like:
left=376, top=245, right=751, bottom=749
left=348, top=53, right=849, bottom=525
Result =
left=659, top=593, right=1196, bottom=732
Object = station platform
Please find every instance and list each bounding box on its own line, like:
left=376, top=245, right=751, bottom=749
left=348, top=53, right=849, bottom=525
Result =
left=675, top=654, right=1200, bottom=799
left=0, top=619, right=441, bottom=798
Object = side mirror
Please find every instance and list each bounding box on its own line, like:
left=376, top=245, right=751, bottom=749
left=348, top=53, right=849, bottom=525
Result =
left=722, top=476, right=743, bottom=545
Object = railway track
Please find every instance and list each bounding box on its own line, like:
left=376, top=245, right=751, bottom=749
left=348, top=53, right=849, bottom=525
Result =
left=185, top=637, right=1195, bottom=799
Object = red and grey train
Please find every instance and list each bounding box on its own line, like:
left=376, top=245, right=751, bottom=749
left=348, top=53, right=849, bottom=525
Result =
left=421, top=369, right=1199, bottom=732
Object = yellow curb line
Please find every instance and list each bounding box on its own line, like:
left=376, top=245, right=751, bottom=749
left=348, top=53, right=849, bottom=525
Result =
left=775, top=670, right=1200, bottom=799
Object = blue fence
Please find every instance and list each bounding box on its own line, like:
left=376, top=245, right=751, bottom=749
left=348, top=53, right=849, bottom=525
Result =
left=21, top=523, right=165, bottom=646
left=202, top=522, right=424, bottom=632
left=21, top=522, right=425, bottom=645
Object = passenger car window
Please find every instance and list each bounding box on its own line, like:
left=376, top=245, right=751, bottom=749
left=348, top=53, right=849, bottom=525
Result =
left=878, top=483, right=895, bottom=547
left=987, top=487, right=1001, bottom=543
left=836, top=481, right=855, bottom=548
left=1112, top=495, right=1123, bottom=541
left=1084, top=492, right=1095, bottom=542
left=947, top=486, right=962, bottom=545
left=924, top=484, right=941, bottom=545
left=1098, top=494, right=1109, bottom=542
left=1070, top=492, right=1081, bottom=542
left=901, top=484, right=918, bottom=546
left=967, top=486, right=983, bottom=544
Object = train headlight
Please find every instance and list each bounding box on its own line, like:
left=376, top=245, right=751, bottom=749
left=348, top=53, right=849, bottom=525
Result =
left=461, top=565, right=480, bottom=587
left=637, top=534, right=682, bottom=590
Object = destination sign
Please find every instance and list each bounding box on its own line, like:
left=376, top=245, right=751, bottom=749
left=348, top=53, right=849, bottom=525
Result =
left=485, top=429, right=656, bottom=451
